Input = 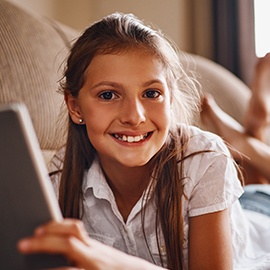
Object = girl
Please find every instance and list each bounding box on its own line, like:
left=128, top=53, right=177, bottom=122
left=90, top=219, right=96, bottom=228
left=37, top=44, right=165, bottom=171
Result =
left=18, top=13, right=270, bottom=269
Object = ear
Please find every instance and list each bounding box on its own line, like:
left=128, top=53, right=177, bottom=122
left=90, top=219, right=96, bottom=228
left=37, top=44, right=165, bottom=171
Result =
left=65, top=94, right=84, bottom=125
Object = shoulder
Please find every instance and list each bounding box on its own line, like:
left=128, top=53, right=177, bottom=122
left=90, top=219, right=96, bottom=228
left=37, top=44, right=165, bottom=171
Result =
left=183, top=125, right=231, bottom=156
left=180, top=125, right=235, bottom=179
left=180, top=126, right=243, bottom=216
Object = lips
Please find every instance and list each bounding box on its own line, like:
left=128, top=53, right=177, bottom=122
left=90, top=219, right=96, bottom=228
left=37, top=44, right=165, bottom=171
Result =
left=113, top=132, right=150, bottom=142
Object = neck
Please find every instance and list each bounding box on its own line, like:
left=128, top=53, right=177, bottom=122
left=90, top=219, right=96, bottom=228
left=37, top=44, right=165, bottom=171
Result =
left=100, top=161, right=152, bottom=221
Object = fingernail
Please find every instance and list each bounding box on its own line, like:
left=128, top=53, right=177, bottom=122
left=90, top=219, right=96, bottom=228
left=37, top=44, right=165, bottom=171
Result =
left=18, top=240, right=30, bottom=251
left=35, top=227, right=44, bottom=236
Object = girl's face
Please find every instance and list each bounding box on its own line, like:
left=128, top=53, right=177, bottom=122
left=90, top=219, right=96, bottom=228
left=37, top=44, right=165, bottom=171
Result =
left=67, top=50, right=171, bottom=169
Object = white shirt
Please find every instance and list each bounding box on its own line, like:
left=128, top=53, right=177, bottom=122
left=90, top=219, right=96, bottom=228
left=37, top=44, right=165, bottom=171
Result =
left=50, top=126, right=270, bottom=269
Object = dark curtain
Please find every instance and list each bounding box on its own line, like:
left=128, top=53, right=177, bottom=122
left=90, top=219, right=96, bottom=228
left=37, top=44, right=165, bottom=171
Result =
left=212, top=0, right=240, bottom=76
left=212, top=0, right=256, bottom=84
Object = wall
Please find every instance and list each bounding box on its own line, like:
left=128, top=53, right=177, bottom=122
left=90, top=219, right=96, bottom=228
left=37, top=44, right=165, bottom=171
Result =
left=89, top=0, right=191, bottom=52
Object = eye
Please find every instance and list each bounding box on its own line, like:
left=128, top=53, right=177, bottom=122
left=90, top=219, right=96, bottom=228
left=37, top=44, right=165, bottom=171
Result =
left=143, top=89, right=161, bottom=99
left=99, top=91, right=117, bottom=100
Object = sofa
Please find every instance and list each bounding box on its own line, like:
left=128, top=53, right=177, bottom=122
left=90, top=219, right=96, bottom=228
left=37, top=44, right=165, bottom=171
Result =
left=0, top=0, right=252, bottom=167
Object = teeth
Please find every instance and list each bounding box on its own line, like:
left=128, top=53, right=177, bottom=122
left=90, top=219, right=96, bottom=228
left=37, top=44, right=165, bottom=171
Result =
left=114, top=133, right=148, bottom=142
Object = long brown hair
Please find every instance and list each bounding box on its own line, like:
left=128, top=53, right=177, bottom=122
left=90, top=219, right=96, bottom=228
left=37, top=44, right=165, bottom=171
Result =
left=58, top=13, right=201, bottom=270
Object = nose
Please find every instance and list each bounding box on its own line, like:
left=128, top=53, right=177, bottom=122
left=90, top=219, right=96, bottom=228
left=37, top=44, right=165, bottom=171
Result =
left=119, top=97, right=146, bottom=126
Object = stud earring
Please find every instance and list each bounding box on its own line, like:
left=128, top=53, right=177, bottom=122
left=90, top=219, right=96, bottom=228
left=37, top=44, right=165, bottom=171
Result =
left=79, top=119, right=83, bottom=124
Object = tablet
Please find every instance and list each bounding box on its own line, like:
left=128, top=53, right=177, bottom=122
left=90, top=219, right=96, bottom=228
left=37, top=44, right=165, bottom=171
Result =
left=0, top=103, right=69, bottom=269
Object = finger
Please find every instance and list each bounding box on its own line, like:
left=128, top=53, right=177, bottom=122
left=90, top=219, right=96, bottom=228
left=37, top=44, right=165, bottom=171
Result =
left=35, top=219, right=90, bottom=245
left=18, top=234, right=79, bottom=255
left=47, top=268, right=85, bottom=270
left=18, top=234, right=91, bottom=268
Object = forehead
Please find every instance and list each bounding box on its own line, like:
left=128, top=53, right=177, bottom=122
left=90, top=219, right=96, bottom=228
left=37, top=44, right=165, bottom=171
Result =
left=85, top=50, right=166, bottom=80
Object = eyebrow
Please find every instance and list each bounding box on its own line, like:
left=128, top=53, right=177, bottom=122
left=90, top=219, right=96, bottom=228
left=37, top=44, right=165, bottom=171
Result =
left=92, top=79, right=165, bottom=89
left=142, top=79, right=165, bottom=87
left=91, top=81, right=123, bottom=89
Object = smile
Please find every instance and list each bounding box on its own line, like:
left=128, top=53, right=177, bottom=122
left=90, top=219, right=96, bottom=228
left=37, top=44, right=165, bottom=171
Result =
left=113, top=133, right=150, bottom=142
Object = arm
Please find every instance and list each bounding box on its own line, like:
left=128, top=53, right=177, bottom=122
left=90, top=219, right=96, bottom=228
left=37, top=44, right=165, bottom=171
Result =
left=17, top=219, right=165, bottom=270
left=188, top=209, right=233, bottom=270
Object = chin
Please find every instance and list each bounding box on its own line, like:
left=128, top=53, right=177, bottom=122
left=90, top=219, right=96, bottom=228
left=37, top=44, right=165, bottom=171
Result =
left=119, top=157, right=152, bottom=168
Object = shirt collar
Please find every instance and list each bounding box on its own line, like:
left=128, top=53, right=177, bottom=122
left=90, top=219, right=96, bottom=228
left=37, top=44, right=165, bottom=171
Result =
left=82, top=158, right=156, bottom=223
left=82, top=158, right=115, bottom=202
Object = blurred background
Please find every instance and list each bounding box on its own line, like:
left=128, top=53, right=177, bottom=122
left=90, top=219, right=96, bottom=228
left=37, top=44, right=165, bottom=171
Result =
left=7, top=0, right=270, bottom=87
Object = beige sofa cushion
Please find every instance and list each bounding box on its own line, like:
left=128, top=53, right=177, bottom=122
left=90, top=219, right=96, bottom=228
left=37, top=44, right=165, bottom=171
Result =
left=180, top=53, right=251, bottom=126
left=0, top=0, right=78, bottom=164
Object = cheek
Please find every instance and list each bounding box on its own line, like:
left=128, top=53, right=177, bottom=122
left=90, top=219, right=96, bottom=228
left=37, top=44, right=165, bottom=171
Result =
left=159, top=101, right=171, bottom=127
left=82, top=110, right=107, bottom=140
left=85, top=125, right=106, bottom=154
left=82, top=104, right=108, bottom=128
left=148, top=104, right=171, bottom=135
left=85, top=117, right=106, bottom=138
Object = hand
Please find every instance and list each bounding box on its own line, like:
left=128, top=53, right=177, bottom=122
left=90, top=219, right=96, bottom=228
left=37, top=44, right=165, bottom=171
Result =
left=17, top=219, right=164, bottom=270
